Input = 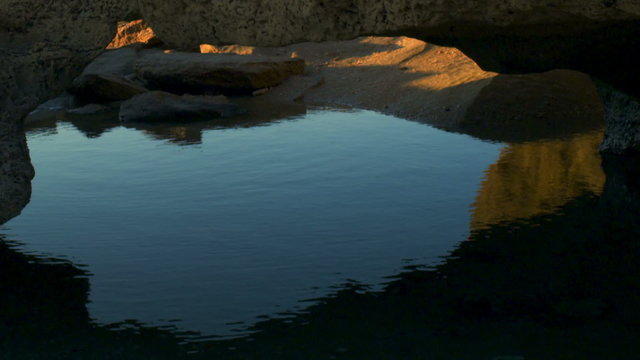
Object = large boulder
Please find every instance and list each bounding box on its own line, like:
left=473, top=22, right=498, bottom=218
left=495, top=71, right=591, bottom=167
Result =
left=119, top=91, right=244, bottom=123
left=135, top=51, right=305, bottom=94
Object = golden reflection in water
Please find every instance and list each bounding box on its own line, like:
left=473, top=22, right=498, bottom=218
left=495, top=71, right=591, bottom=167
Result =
left=471, top=130, right=606, bottom=231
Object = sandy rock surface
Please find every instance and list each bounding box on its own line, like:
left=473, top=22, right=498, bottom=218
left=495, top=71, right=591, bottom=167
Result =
left=245, top=37, right=603, bottom=143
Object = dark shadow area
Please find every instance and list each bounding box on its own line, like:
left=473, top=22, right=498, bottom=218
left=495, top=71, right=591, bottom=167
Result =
left=419, top=20, right=640, bottom=99
left=0, top=238, right=189, bottom=360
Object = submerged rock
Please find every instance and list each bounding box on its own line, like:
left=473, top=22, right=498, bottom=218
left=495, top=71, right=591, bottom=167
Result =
left=119, top=91, right=243, bottom=123
left=69, top=73, right=148, bottom=103
left=135, top=51, right=305, bottom=94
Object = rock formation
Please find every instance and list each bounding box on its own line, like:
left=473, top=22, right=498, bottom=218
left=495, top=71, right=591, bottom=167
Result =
left=3, top=0, right=639, bottom=149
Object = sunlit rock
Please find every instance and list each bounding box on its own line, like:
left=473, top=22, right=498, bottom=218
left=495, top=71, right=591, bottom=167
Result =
left=200, top=44, right=255, bottom=55
left=106, top=20, right=159, bottom=49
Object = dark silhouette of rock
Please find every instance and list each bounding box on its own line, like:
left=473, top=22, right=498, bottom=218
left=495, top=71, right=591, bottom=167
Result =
left=119, top=91, right=244, bottom=123
left=69, top=74, right=148, bottom=103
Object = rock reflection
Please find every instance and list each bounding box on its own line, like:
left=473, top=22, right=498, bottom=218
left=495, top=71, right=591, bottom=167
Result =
left=472, top=130, right=606, bottom=230
left=23, top=97, right=306, bottom=145
left=123, top=98, right=306, bottom=145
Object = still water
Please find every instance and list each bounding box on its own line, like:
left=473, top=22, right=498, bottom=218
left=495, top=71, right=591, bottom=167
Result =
left=4, top=107, right=636, bottom=359
left=5, top=109, right=503, bottom=337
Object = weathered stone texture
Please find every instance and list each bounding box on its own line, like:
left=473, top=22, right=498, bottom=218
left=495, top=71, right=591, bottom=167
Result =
left=137, top=0, right=640, bottom=48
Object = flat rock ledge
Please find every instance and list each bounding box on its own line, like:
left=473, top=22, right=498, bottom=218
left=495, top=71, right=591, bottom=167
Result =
left=135, top=51, right=305, bottom=94
left=120, top=91, right=244, bottom=123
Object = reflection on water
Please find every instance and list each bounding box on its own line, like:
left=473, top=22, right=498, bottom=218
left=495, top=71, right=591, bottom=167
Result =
left=24, top=96, right=307, bottom=146
left=3, top=105, right=639, bottom=358
left=472, top=131, right=606, bottom=229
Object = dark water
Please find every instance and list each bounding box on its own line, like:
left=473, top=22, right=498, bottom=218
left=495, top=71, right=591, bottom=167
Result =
left=2, top=108, right=640, bottom=359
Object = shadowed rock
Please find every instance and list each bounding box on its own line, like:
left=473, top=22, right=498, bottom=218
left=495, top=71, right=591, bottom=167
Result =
left=69, top=74, right=148, bottom=103
left=120, top=91, right=244, bottom=123
left=135, top=51, right=305, bottom=94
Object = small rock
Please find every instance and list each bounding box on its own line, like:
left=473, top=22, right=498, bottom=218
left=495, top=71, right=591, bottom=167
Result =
left=120, top=91, right=244, bottom=123
left=69, top=74, right=148, bottom=103
left=106, top=20, right=160, bottom=49
left=24, top=93, right=79, bottom=124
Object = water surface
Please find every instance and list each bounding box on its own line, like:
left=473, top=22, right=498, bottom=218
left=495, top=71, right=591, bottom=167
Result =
left=5, top=109, right=502, bottom=337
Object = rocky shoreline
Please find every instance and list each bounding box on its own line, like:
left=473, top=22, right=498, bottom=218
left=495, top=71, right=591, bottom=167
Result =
left=2, top=2, right=640, bottom=224
left=25, top=23, right=605, bottom=147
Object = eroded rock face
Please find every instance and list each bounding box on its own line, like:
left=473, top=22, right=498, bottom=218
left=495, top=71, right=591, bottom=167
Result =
left=0, top=0, right=136, bottom=122
left=137, top=1, right=639, bottom=48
